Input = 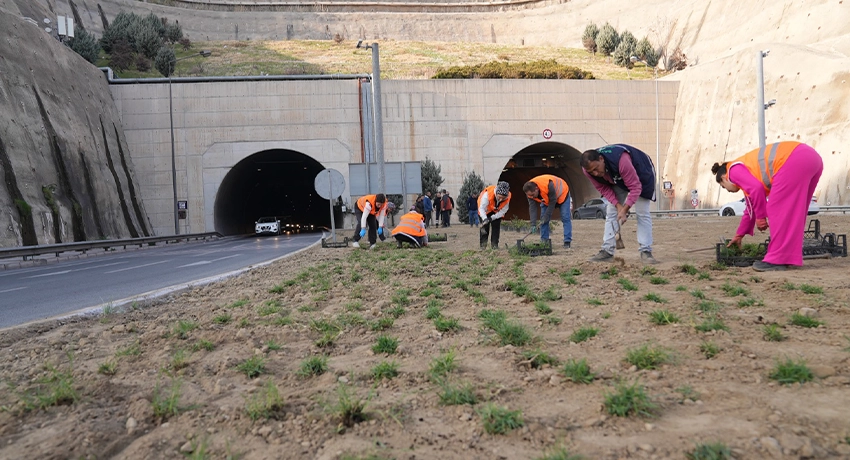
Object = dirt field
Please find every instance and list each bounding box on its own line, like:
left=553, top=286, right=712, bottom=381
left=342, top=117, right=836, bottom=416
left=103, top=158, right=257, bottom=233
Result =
left=1, top=215, right=849, bottom=460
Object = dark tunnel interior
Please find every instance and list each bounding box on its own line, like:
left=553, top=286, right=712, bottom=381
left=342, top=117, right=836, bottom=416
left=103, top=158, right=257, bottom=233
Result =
left=214, top=149, right=333, bottom=236
left=497, top=142, right=600, bottom=220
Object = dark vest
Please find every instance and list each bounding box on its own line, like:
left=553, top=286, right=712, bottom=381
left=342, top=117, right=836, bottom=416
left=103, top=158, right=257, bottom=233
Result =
left=592, top=144, right=656, bottom=201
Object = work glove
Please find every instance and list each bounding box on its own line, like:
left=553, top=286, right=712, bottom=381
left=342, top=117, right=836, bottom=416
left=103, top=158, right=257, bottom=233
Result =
left=377, top=227, right=383, bottom=236
left=479, top=226, right=488, bottom=237
left=755, top=218, right=769, bottom=232
left=727, top=235, right=744, bottom=249
left=359, top=229, right=367, bottom=238
left=485, top=217, right=492, bottom=225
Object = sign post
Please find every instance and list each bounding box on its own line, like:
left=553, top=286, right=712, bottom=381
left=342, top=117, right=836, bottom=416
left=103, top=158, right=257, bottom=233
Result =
left=314, top=169, right=346, bottom=242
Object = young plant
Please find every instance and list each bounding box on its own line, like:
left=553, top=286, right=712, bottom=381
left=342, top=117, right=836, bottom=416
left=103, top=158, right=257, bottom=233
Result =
left=799, top=284, right=824, bottom=295
left=521, top=349, right=559, bottom=369
left=369, top=317, right=394, bottom=331
left=428, top=349, right=458, bottom=381
left=170, top=348, right=189, bottom=370
left=560, top=358, right=595, bottom=384
left=643, top=293, right=667, bottom=303
left=762, top=324, right=784, bottom=342
left=540, top=286, right=561, bottom=301
left=477, top=403, right=524, bottom=435
left=332, top=383, right=369, bottom=427
left=680, top=264, right=698, bottom=275
left=227, top=299, right=248, bottom=309
left=245, top=379, right=284, bottom=421
left=649, top=276, right=669, bottom=285
left=98, top=361, right=117, bottom=376
left=625, top=343, right=671, bottom=370
left=494, top=321, right=533, bottom=346
left=696, top=300, right=721, bottom=314
left=648, top=309, right=679, bottom=325
left=437, top=381, right=477, bottom=406
left=434, top=316, right=461, bottom=333
left=371, top=361, right=399, bottom=381
left=789, top=313, right=822, bottom=328
left=115, top=341, right=142, bottom=358
left=617, top=278, right=638, bottom=291
left=640, top=266, right=657, bottom=276
left=686, top=442, right=733, bottom=460
left=690, top=289, right=706, bottom=299
left=570, top=326, right=599, bottom=343
left=173, top=320, right=198, bottom=340
left=585, top=297, right=604, bottom=306
left=29, top=362, right=79, bottom=409
left=151, top=377, right=183, bottom=419
left=769, top=358, right=814, bottom=385
left=265, top=340, right=282, bottom=351
left=699, top=341, right=720, bottom=359
left=603, top=380, right=656, bottom=417
left=675, top=285, right=688, bottom=292
left=425, top=304, right=442, bottom=320
left=257, top=300, right=282, bottom=316
left=534, top=300, right=553, bottom=315
left=695, top=316, right=729, bottom=333
left=535, top=447, right=586, bottom=460
left=298, top=355, right=329, bottom=377
left=213, top=313, right=232, bottom=324
left=720, top=282, right=749, bottom=297
left=236, top=356, right=266, bottom=379
left=372, top=335, right=399, bottom=355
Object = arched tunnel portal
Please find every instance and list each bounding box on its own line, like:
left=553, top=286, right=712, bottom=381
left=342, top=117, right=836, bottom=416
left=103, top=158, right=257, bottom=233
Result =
left=214, top=149, right=337, bottom=236
left=497, top=142, right=599, bottom=220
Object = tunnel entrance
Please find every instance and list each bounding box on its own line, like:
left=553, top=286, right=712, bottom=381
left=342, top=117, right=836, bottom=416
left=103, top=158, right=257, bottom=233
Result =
left=214, top=149, right=336, bottom=236
left=497, top=142, right=598, bottom=220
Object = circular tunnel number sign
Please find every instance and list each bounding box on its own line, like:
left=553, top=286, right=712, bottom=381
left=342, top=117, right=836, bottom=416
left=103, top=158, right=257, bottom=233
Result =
left=542, top=128, right=553, bottom=139
left=314, top=169, right=345, bottom=200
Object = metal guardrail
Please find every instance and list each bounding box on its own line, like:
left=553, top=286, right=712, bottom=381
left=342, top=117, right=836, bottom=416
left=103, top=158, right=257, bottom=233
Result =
left=652, top=206, right=850, bottom=218
left=0, top=233, right=222, bottom=261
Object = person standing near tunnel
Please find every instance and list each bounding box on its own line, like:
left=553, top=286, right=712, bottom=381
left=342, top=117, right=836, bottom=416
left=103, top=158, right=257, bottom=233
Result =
left=522, top=174, right=572, bottom=248
left=711, top=141, right=823, bottom=272
left=351, top=193, right=390, bottom=249
left=581, top=143, right=657, bottom=264
left=478, top=181, right=511, bottom=249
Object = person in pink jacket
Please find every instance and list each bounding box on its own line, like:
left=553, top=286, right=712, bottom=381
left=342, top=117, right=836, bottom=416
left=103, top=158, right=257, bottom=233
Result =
left=711, top=141, right=823, bottom=271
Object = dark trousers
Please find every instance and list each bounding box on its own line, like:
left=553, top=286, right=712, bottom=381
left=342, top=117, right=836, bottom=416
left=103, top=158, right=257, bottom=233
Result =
left=480, top=216, right=502, bottom=249
left=353, top=210, right=378, bottom=245
left=441, top=210, right=451, bottom=227
left=424, top=211, right=432, bottom=228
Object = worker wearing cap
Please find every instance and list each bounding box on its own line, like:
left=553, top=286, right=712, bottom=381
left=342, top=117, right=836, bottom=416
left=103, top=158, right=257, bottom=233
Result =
left=392, top=206, right=428, bottom=248
left=523, top=174, right=572, bottom=249
left=352, top=194, right=393, bottom=249
left=478, top=181, right=511, bottom=249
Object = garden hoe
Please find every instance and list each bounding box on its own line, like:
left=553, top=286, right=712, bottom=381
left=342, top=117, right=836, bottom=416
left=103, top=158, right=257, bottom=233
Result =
left=613, top=220, right=625, bottom=250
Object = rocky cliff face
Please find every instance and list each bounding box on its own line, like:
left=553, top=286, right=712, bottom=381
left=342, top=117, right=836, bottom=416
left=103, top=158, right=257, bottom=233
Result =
left=0, top=9, right=150, bottom=247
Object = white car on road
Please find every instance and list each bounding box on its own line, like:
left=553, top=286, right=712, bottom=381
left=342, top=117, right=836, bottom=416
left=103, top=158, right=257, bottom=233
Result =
left=255, top=216, right=281, bottom=235
left=719, top=197, right=820, bottom=217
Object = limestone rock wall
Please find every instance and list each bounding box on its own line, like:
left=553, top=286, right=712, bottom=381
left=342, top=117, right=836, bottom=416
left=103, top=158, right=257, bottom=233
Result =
left=0, top=9, right=150, bottom=247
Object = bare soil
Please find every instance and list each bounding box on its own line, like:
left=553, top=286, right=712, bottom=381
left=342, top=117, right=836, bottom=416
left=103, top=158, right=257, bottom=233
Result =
left=1, top=215, right=849, bottom=460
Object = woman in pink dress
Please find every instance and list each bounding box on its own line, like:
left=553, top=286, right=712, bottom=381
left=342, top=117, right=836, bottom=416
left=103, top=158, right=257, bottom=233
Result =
left=711, top=141, right=823, bottom=271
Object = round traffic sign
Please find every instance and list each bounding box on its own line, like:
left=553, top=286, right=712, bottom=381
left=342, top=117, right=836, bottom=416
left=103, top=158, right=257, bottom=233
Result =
left=314, top=169, right=346, bottom=200
left=542, top=128, right=553, bottom=139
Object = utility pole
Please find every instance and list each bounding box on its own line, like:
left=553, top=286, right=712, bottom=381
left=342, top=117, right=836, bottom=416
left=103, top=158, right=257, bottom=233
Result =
left=757, top=50, right=776, bottom=149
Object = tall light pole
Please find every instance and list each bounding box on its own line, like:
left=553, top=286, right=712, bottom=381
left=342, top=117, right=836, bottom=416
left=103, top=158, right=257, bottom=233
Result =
left=631, top=56, right=660, bottom=210
left=756, top=49, right=776, bottom=149
left=169, top=50, right=211, bottom=234
left=356, top=40, right=386, bottom=196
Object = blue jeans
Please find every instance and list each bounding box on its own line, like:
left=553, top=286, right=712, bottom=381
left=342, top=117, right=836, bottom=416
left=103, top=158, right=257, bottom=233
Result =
left=468, top=210, right=479, bottom=226
left=539, top=201, right=572, bottom=243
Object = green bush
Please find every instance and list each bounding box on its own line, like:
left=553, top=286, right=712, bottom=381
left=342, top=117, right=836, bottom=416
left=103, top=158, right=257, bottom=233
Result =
left=66, top=26, right=101, bottom=64
left=433, top=60, right=593, bottom=80
left=457, top=170, right=485, bottom=224
left=582, top=23, right=599, bottom=53
left=596, top=23, right=619, bottom=56
left=155, top=46, right=176, bottom=77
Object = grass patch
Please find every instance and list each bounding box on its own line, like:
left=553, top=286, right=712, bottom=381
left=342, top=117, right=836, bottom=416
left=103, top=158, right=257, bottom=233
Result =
left=534, top=300, right=553, bottom=315
left=369, top=317, right=394, bottom=331
left=648, top=309, right=679, bottom=325
left=213, top=313, right=232, bottom=324
left=720, top=282, right=749, bottom=297
left=227, top=299, right=248, bottom=309
left=236, top=356, right=266, bottom=379
left=640, top=266, right=657, bottom=276
left=170, top=348, right=189, bottom=371
left=586, top=297, right=604, bottom=306
left=257, top=300, right=283, bottom=316
left=172, top=320, right=198, bottom=340
left=603, top=380, right=656, bottom=417
left=27, top=362, right=79, bottom=409
left=193, top=339, right=215, bottom=352
left=151, top=377, right=183, bottom=419
left=696, top=301, right=722, bottom=314
left=762, top=324, right=784, bottom=342
left=686, top=442, right=733, bottom=460
left=569, top=326, right=598, bottom=343
left=425, top=304, right=442, bottom=320
left=799, top=284, right=824, bottom=295
left=643, top=292, right=667, bottom=303
left=98, top=361, right=117, bottom=376
left=521, top=349, right=559, bottom=369
left=434, top=316, right=461, bottom=332
left=477, top=403, right=524, bottom=435
left=617, top=278, right=638, bottom=291
left=298, top=355, right=329, bottom=377
left=245, top=380, right=284, bottom=421
left=371, top=361, right=399, bottom=380
left=332, top=383, right=369, bottom=427
left=560, top=358, right=595, bottom=384
left=372, top=335, right=399, bottom=355
left=625, top=344, right=671, bottom=370
left=535, top=447, right=586, bottom=460
left=265, top=340, right=282, bottom=351
left=769, top=358, right=814, bottom=385
left=699, top=341, right=720, bottom=359
left=115, top=341, right=141, bottom=358
left=437, top=381, right=477, bottom=405
left=695, top=316, right=729, bottom=333
left=649, top=276, right=669, bottom=285
left=680, top=264, right=699, bottom=275
left=428, top=350, right=457, bottom=381
left=675, top=285, right=688, bottom=291
left=789, top=313, right=822, bottom=328
left=690, top=289, right=706, bottom=299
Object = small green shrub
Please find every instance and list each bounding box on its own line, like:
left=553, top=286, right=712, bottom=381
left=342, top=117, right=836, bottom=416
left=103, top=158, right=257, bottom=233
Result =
left=617, top=278, right=638, bottom=291
left=227, top=299, right=248, bottom=309
left=570, top=327, right=598, bottom=343
left=151, top=378, right=182, bottom=419
left=369, top=317, right=394, bottom=331
left=193, top=339, right=214, bottom=352
left=799, top=284, right=824, bottom=295
left=521, top=349, right=559, bottom=369
left=437, top=381, right=477, bottom=405
left=332, top=383, right=368, bottom=427
left=298, top=355, right=329, bottom=377
left=649, top=276, right=669, bottom=285
left=236, top=356, right=266, bottom=379
left=213, top=313, right=232, bottom=324
left=720, top=282, right=749, bottom=297
left=98, top=361, right=117, bottom=376
left=762, top=324, right=784, bottom=342
left=789, top=313, right=822, bottom=328
left=643, top=293, right=667, bottom=303
left=680, top=264, right=698, bottom=275
left=603, top=380, right=656, bottom=417
left=372, top=335, right=399, bottom=355
left=434, top=316, right=461, bottom=332
left=534, top=300, right=553, bottom=315
left=172, top=320, right=198, bottom=340
left=257, top=300, right=282, bottom=316
left=371, top=361, right=399, bottom=380
left=586, top=297, right=604, bottom=306
left=425, top=304, right=442, bottom=320
left=695, top=317, right=729, bottom=333
left=686, top=442, right=732, bottom=460
left=428, top=350, right=457, bottom=381
left=477, top=403, right=524, bottom=435
left=648, top=309, right=679, bottom=325
left=560, top=358, right=594, bottom=384
left=245, top=380, right=284, bottom=421
left=625, top=344, right=671, bottom=369
left=769, top=358, right=814, bottom=385
left=699, top=341, right=719, bottom=359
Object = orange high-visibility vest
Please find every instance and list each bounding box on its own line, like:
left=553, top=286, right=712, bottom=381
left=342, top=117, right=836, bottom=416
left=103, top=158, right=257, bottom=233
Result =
left=478, top=185, right=511, bottom=214
left=356, top=195, right=386, bottom=216
left=529, top=175, right=568, bottom=206
left=392, top=211, right=426, bottom=237
left=731, top=141, right=800, bottom=194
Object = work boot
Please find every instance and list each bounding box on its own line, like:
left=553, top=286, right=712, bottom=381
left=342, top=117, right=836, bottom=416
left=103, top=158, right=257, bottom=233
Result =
left=351, top=241, right=360, bottom=248
left=640, top=251, right=659, bottom=265
left=589, top=250, right=614, bottom=262
left=369, top=244, right=377, bottom=250
left=563, top=241, right=571, bottom=249
left=752, top=260, right=786, bottom=272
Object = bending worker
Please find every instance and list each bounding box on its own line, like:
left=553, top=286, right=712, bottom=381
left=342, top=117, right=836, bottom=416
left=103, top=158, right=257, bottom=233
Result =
left=711, top=141, right=823, bottom=272
left=351, top=194, right=393, bottom=249
left=522, top=174, right=572, bottom=249
left=581, top=143, right=657, bottom=264
left=392, top=206, right=429, bottom=248
left=478, top=181, right=511, bottom=249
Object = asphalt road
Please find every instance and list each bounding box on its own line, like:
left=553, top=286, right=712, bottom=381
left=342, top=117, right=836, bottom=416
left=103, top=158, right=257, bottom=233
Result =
left=0, top=233, right=320, bottom=329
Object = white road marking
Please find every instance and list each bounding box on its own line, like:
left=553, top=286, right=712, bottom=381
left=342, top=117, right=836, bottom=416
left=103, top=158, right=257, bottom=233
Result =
left=105, top=260, right=171, bottom=273
left=26, top=270, right=71, bottom=278
left=0, top=286, right=27, bottom=294
left=178, top=254, right=242, bottom=268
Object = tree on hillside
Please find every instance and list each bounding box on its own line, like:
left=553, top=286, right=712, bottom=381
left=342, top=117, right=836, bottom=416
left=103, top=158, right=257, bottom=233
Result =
left=596, top=23, right=620, bottom=56
left=136, top=25, right=163, bottom=59
left=612, top=30, right=638, bottom=68
left=100, top=11, right=138, bottom=54
left=109, top=39, right=133, bottom=71
left=582, top=23, right=599, bottom=54
left=165, top=22, right=183, bottom=44
left=420, top=158, right=444, bottom=197
left=457, top=171, right=485, bottom=224
left=66, top=25, right=100, bottom=64
left=155, top=46, right=176, bottom=77
left=635, top=37, right=660, bottom=68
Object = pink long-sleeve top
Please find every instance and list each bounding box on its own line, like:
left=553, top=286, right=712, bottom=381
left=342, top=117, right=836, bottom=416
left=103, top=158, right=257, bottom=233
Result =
left=582, top=153, right=643, bottom=207
left=728, top=163, right=768, bottom=237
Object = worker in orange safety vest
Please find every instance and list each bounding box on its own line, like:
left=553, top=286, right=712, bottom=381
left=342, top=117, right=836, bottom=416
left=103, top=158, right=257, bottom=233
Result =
left=391, top=207, right=428, bottom=248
